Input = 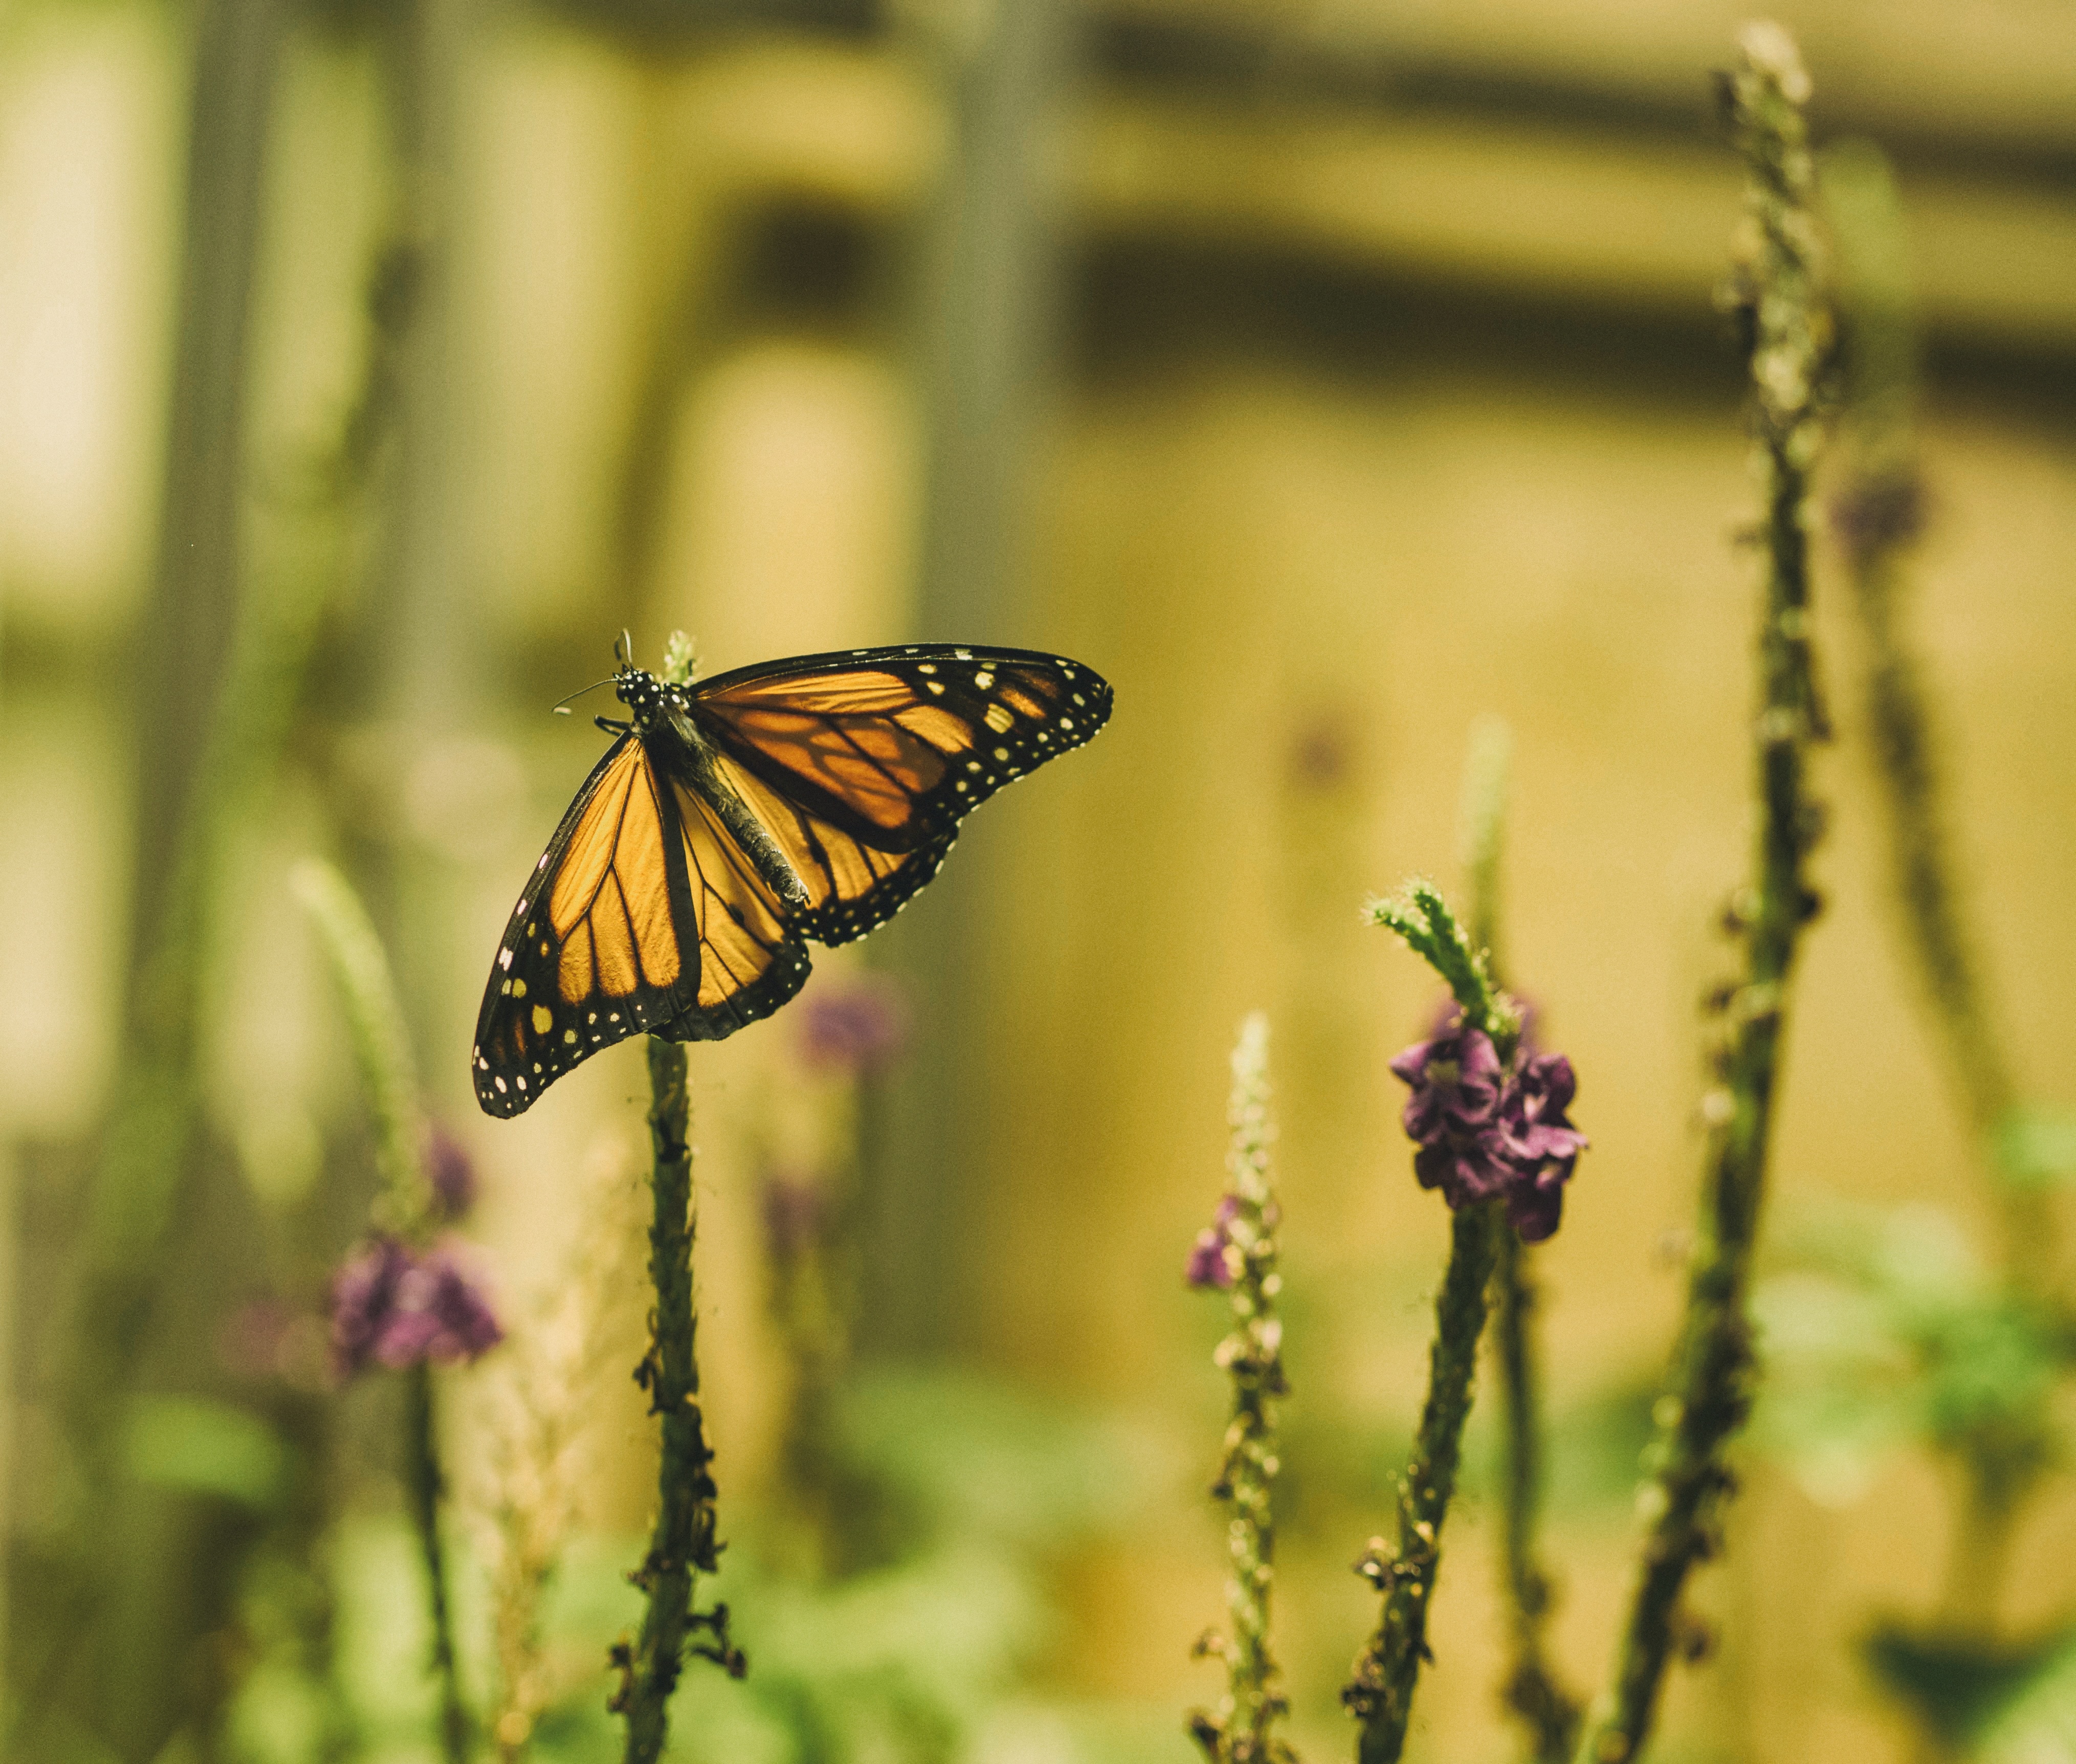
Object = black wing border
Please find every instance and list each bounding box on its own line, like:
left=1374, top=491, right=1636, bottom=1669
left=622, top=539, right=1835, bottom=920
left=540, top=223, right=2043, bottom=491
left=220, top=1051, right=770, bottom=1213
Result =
left=688, top=644, right=1114, bottom=857
left=472, top=731, right=705, bottom=1115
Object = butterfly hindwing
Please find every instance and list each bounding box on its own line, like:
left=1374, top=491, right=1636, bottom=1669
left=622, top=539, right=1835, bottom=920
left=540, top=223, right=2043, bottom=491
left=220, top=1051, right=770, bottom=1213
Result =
left=691, top=645, right=1112, bottom=944
left=655, top=775, right=813, bottom=1039
left=709, top=749, right=959, bottom=946
left=473, top=736, right=697, bottom=1116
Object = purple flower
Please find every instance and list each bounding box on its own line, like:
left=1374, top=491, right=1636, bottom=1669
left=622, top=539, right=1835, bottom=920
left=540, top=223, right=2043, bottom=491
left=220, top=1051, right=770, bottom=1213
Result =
left=1830, top=471, right=1925, bottom=566
left=423, top=1122, right=479, bottom=1222
left=1390, top=1031, right=1587, bottom=1241
left=329, top=1236, right=504, bottom=1380
left=1186, top=1196, right=1241, bottom=1290
left=761, top=1173, right=825, bottom=1262
left=1390, top=1028, right=1504, bottom=1144
left=798, top=975, right=910, bottom=1078
left=1495, top=1053, right=1588, bottom=1242
left=1411, top=1136, right=1515, bottom=1208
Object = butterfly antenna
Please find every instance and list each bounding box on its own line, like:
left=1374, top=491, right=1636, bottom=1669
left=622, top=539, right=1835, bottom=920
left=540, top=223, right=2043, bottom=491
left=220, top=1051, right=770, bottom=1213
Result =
left=550, top=677, right=616, bottom=716
left=614, top=628, right=633, bottom=668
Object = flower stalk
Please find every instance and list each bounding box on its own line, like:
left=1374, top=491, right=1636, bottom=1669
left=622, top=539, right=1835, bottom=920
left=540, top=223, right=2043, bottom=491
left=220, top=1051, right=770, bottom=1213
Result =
left=1344, top=1200, right=1500, bottom=1764
left=1824, top=141, right=2041, bottom=1294
left=1826, top=140, right=2058, bottom=1669
left=613, top=632, right=743, bottom=1764
left=404, top=1359, right=470, bottom=1764
left=296, top=858, right=480, bottom=1764
left=611, top=1039, right=742, bottom=1763
left=1188, top=1013, right=1297, bottom=1764
left=1457, top=721, right=1580, bottom=1762
left=1492, top=1229, right=1576, bottom=1762
left=1576, top=25, right=1831, bottom=1763
left=1353, top=884, right=1588, bottom=1758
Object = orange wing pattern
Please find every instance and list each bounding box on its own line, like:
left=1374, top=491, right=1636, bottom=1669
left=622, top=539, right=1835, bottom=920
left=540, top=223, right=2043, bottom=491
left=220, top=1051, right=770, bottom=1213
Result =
left=475, top=644, right=1111, bottom=1116
left=692, top=646, right=1111, bottom=943
left=655, top=778, right=811, bottom=1038
left=709, top=749, right=958, bottom=945
left=473, top=737, right=693, bottom=1115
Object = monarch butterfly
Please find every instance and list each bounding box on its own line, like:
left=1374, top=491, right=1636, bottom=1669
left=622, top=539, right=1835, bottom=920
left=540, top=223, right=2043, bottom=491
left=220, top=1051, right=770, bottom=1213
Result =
left=473, top=641, right=1113, bottom=1117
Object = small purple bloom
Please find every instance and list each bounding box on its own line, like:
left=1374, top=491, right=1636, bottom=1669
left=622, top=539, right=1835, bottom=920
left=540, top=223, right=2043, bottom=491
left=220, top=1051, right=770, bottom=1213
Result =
left=1186, top=1196, right=1241, bottom=1289
left=423, top=1122, right=479, bottom=1222
left=329, top=1236, right=503, bottom=1380
left=1391, top=1032, right=1587, bottom=1240
left=1390, top=1028, right=1504, bottom=1144
left=761, top=1173, right=825, bottom=1262
left=798, top=975, right=910, bottom=1079
left=1411, top=1135, right=1515, bottom=1209
left=1830, top=471, right=1925, bottom=566
left=1495, top=1053, right=1588, bottom=1242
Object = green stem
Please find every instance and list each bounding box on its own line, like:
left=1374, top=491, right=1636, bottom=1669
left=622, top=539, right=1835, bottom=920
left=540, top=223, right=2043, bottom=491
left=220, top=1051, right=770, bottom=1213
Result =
left=404, top=1361, right=470, bottom=1764
left=1824, top=147, right=2048, bottom=1639
left=613, top=1038, right=740, bottom=1764
left=1577, top=25, right=1828, bottom=1763
left=1494, top=1226, right=1580, bottom=1762
left=1190, top=1014, right=1295, bottom=1764
left=1455, top=718, right=1580, bottom=1761
left=1345, top=1202, right=1501, bottom=1762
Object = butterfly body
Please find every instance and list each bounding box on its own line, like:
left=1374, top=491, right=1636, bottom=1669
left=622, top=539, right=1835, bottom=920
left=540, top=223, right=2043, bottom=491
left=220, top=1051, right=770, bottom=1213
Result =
left=473, top=644, right=1112, bottom=1117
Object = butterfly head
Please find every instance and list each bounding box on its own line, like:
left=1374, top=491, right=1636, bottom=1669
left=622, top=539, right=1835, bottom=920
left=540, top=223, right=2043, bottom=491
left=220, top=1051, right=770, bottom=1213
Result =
left=612, top=665, right=691, bottom=730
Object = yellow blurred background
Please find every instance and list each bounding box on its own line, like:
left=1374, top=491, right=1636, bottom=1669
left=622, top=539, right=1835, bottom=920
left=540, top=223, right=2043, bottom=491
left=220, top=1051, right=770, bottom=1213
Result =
left=3, top=0, right=2074, bottom=1759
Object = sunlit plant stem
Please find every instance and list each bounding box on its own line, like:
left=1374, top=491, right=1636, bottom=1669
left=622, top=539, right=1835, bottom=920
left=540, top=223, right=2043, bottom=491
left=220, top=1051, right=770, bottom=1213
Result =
left=296, top=859, right=469, bottom=1764
left=1577, top=25, right=1831, bottom=1762
left=1346, top=884, right=1520, bottom=1762
left=1188, top=1013, right=1298, bottom=1764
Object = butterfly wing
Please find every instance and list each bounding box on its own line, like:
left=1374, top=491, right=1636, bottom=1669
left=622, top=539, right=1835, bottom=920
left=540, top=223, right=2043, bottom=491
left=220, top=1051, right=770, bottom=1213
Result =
left=653, top=771, right=812, bottom=1039
left=475, top=644, right=1110, bottom=1113
left=690, top=645, right=1112, bottom=946
left=472, top=732, right=809, bottom=1116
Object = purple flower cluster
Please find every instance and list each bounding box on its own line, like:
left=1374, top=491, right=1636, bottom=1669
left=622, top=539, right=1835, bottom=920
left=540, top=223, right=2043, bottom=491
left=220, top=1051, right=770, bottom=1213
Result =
left=1185, top=1196, right=1242, bottom=1289
left=1389, top=1025, right=1586, bottom=1242
left=760, top=1171, right=826, bottom=1262
left=798, top=974, right=910, bottom=1079
left=329, top=1236, right=504, bottom=1380
left=423, top=1122, right=479, bottom=1222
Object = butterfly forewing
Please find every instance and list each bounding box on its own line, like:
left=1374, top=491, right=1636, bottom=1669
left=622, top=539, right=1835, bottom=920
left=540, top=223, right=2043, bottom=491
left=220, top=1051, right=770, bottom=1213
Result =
left=694, top=644, right=1113, bottom=850
left=473, top=737, right=695, bottom=1116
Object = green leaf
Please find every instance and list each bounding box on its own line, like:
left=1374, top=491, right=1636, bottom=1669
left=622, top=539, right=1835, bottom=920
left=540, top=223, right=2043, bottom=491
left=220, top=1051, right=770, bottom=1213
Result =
left=1980, top=1622, right=2076, bottom=1764
left=125, top=1394, right=284, bottom=1507
left=1867, top=1618, right=2076, bottom=1753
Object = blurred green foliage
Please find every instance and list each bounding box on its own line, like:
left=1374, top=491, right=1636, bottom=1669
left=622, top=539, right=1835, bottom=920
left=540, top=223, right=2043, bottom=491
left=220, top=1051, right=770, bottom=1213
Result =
left=213, top=1368, right=1170, bottom=1764
left=1754, top=1202, right=2072, bottom=1511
